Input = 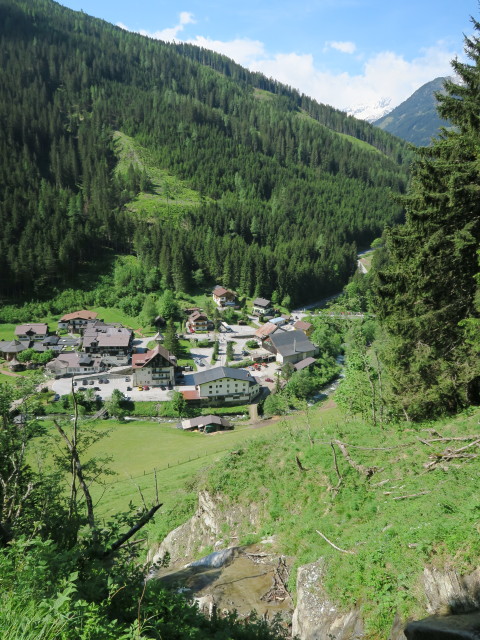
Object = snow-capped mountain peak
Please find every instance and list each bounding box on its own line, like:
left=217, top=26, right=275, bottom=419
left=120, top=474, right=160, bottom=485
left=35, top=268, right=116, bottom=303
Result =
left=346, top=97, right=392, bottom=122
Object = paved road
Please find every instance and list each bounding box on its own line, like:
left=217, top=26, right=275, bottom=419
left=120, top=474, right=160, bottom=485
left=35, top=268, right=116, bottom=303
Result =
left=133, top=337, right=151, bottom=353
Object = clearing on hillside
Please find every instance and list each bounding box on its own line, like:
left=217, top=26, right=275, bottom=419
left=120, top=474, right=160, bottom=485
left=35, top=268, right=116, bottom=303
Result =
left=113, top=131, right=204, bottom=223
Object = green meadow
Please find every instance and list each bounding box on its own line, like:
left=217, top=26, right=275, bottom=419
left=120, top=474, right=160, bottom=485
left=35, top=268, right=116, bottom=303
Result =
left=35, top=414, right=289, bottom=542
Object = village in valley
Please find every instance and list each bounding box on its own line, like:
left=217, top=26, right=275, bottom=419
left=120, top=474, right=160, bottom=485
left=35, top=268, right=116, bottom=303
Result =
left=0, top=285, right=322, bottom=432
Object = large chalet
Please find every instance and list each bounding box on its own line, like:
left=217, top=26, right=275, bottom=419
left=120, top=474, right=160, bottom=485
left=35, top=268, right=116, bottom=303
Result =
left=190, top=366, right=260, bottom=405
left=82, top=322, right=133, bottom=364
left=132, top=345, right=177, bottom=387
left=58, top=310, right=99, bottom=333
left=212, top=286, right=236, bottom=307
left=264, top=329, right=318, bottom=364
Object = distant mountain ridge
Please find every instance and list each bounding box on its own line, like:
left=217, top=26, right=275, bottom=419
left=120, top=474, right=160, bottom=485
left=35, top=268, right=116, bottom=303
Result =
left=373, top=77, right=452, bottom=146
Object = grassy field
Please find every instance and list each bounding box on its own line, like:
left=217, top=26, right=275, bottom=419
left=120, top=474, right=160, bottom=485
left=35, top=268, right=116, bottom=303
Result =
left=34, top=415, right=288, bottom=541
left=0, top=369, right=41, bottom=385
left=29, top=396, right=480, bottom=634
left=0, top=323, right=17, bottom=341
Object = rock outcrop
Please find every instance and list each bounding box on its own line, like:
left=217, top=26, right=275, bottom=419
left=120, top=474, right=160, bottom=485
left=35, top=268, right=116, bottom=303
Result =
left=292, top=559, right=364, bottom=640
left=291, top=562, right=480, bottom=640
left=422, top=566, right=480, bottom=615
left=148, top=490, right=261, bottom=567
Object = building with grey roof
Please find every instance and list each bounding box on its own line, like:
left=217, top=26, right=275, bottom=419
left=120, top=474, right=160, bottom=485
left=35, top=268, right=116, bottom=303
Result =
left=15, top=323, right=49, bottom=341
left=252, top=297, right=272, bottom=315
left=0, top=340, right=29, bottom=361
left=82, top=325, right=133, bottom=363
left=180, top=415, right=233, bottom=432
left=265, top=330, right=318, bottom=364
left=46, top=352, right=107, bottom=377
left=192, top=366, right=260, bottom=405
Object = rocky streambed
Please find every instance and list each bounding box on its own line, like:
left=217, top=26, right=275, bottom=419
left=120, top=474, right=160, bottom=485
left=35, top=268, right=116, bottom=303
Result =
left=153, top=544, right=293, bottom=623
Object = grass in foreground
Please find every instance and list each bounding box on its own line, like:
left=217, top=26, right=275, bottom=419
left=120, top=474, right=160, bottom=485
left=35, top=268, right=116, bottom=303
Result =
left=198, top=406, right=480, bottom=635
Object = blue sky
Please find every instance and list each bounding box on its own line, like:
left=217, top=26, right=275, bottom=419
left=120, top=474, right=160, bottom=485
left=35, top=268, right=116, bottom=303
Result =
left=58, top=0, right=476, bottom=116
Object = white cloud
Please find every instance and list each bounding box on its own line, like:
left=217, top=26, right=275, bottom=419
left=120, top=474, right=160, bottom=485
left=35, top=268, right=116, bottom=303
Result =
left=325, top=40, right=356, bottom=54
left=117, top=11, right=195, bottom=42
left=117, top=16, right=461, bottom=116
left=186, top=36, right=266, bottom=67
left=256, top=44, right=459, bottom=115
left=179, top=12, right=195, bottom=26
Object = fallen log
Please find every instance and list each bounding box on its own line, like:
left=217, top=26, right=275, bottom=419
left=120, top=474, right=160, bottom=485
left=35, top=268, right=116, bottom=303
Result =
left=333, top=440, right=378, bottom=478
left=392, top=491, right=431, bottom=500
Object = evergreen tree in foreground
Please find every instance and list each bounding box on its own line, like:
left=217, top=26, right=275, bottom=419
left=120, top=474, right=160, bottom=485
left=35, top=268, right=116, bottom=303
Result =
left=375, top=19, right=480, bottom=420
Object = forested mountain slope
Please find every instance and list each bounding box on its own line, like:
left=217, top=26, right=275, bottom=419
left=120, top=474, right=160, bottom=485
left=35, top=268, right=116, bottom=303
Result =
left=0, top=0, right=409, bottom=305
left=374, top=77, right=451, bottom=146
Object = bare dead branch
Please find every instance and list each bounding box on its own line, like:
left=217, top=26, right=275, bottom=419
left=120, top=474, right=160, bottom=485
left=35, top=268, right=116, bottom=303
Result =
left=333, top=440, right=378, bottom=478
left=419, top=435, right=480, bottom=444
left=372, top=478, right=390, bottom=487
left=102, top=503, right=162, bottom=558
left=295, top=455, right=309, bottom=472
left=330, top=441, right=342, bottom=482
left=134, top=482, right=148, bottom=511
left=424, top=439, right=480, bottom=470
left=392, top=491, right=431, bottom=501
left=54, top=419, right=97, bottom=542
left=316, top=529, right=355, bottom=554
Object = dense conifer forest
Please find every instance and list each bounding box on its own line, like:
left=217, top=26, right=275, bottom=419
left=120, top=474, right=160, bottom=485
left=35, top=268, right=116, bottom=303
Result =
left=372, top=31, right=480, bottom=420
left=0, top=0, right=409, bottom=305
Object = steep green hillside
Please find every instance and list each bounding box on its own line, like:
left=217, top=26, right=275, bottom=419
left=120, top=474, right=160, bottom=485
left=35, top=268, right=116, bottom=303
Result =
left=374, top=77, right=452, bottom=146
left=0, top=0, right=409, bottom=305
left=199, top=406, right=480, bottom=635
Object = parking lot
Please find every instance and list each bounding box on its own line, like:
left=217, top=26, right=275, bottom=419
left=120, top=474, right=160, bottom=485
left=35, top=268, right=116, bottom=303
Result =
left=52, top=374, right=175, bottom=402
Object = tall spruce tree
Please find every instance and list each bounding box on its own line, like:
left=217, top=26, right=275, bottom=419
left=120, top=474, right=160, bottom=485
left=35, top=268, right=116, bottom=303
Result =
left=375, top=19, right=480, bottom=419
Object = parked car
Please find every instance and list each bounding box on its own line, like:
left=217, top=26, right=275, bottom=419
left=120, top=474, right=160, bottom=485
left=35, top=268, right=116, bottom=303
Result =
left=72, top=381, right=77, bottom=387
left=197, top=361, right=205, bottom=367
left=89, top=380, right=94, bottom=385
left=93, top=386, right=100, bottom=391
left=125, top=376, right=130, bottom=382
left=160, top=385, right=166, bottom=390
left=53, top=394, right=60, bottom=402
left=82, top=380, right=88, bottom=385
left=137, top=386, right=143, bottom=391
left=265, top=377, right=274, bottom=383
left=127, top=386, right=132, bottom=391
left=143, top=385, right=149, bottom=390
